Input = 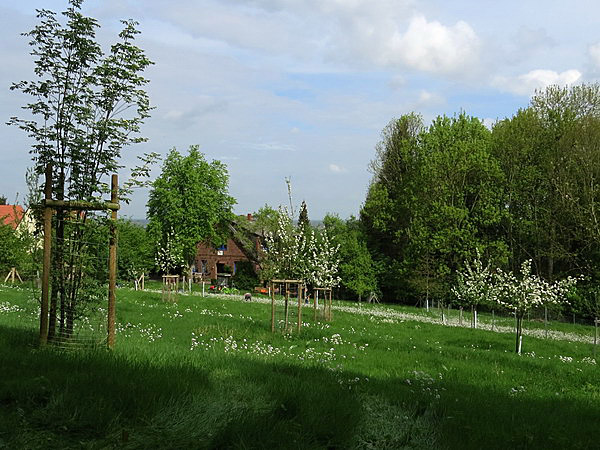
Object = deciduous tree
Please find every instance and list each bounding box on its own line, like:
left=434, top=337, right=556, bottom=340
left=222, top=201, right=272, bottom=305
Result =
left=147, top=146, right=235, bottom=275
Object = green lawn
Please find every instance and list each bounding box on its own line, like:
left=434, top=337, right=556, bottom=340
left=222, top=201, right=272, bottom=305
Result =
left=1, top=284, right=599, bottom=449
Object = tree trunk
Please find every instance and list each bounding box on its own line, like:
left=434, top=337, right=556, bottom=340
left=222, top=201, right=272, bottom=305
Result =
left=515, top=314, right=523, bottom=354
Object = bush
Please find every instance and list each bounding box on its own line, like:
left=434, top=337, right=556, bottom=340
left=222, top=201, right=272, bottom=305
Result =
left=232, top=261, right=259, bottom=291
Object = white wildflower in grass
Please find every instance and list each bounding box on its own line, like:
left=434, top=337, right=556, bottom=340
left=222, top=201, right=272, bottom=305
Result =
left=509, top=385, right=527, bottom=396
left=0, top=302, right=24, bottom=314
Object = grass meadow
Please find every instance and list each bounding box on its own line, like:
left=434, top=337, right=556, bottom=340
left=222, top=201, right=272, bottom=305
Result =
left=1, top=283, right=599, bottom=449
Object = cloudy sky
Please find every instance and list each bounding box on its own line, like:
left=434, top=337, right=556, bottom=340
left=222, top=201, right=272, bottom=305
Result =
left=1, top=0, right=599, bottom=219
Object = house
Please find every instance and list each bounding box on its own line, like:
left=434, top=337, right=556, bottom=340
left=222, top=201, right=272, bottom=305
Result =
left=0, top=205, right=25, bottom=230
left=194, top=214, right=263, bottom=282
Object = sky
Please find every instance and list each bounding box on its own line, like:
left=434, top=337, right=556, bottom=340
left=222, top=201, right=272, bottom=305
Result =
left=1, top=0, right=599, bottom=220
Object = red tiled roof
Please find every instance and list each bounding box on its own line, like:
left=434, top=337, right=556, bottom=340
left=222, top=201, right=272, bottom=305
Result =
left=0, top=205, right=25, bottom=229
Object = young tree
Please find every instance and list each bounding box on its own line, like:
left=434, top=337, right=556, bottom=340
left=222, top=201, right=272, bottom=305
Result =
left=147, top=146, right=235, bottom=275
left=9, top=0, right=153, bottom=199
left=262, top=206, right=306, bottom=281
left=452, top=251, right=493, bottom=328
left=306, top=227, right=341, bottom=289
left=494, top=260, right=577, bottom=354
left=8, top=0, right=153, bottom=337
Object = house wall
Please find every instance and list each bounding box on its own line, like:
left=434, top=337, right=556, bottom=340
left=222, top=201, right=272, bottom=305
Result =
left=195, top=238, right=248, bottom=280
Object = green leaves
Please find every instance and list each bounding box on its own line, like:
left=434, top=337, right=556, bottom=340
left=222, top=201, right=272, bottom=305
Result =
left=9, top=0, right=153, bottom=202
left=362, top=112, right=506, bottom=301
left=147, top=146, right=236, bottom=271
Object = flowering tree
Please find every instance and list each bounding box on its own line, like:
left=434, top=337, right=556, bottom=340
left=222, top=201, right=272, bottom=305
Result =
left=154, top=228, right=185, bottom=275
left=307, top=228, right=341, bottom=289
left=262, top=207, right=340, bottom=290
left=452, top=251, right=493, bottom=328
left=493, top=260, right=578, bottom=354
left=262, top=207, right=307, bottom=281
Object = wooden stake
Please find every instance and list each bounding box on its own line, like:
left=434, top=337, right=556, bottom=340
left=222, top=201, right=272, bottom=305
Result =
left=270, top=281, right=275, bottom=332
left=4, top=268, right=22, bottom=284
left=39, top=164, right=53, bottom=346
left=284, top=283, right=289, bottom=330
left=297, top=284, right=302, bottom=333
left=107, top=174, right=118, bottom=349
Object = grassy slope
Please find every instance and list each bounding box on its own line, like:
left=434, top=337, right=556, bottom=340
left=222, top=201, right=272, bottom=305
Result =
left=1, top=285, right=599, bottom=449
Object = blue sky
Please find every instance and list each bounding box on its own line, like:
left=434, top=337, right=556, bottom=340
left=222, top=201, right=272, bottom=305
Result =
left=2, top=0, right=599, bottom=219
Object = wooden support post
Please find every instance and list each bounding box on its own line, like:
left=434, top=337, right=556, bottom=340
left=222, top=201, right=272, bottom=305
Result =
left=313, top=288, right=317, bottom=321
left=4, top=268, right=21, bottom=284
left=297, top=284, right=302, bottom=333
left=284, top=283, right=289, bottom=330
left=107, top=174, right=118, bottom=349
left=39, top=165, right=53, bottom=346
left=270, top=281, right=275, bottom=332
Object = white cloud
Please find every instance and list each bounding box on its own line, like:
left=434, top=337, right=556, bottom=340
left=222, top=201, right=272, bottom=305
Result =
left=589, top=42, right=600, bottom=68
left=328, top=164, right=346, bottom=173
left=416, top=90, right=444, bottom=108
left=248, top=142, right=296, bottom=152
left=493, top=69, right=582, bottom=96
left=385, top=15, right=480, bottom=74
left=149, top=1, right=479, bottom=76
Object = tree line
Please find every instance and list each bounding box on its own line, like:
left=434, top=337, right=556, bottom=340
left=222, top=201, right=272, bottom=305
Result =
left=360, top=84, right=600, bottom=318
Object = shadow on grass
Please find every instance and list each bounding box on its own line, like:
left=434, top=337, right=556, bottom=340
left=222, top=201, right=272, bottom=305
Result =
left=0, top=324, right=364, bottom=449
left=2, top=323, right=597, bottom=449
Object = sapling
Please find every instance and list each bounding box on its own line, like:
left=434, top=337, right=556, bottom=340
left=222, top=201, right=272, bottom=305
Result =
left=452, top=251, right=493, bottom=329
left=493, top=260, right=578, bottom=354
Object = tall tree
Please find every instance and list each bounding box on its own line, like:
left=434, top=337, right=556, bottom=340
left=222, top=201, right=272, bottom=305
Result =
left=361, top=114, right=423, bottom=300
left=491, top=84, right=600, bottom=281
left=324, top=214, right=377, bottom=301
left=361, top=113, right=506, bottom=302
left=147, top=146, right=236, bottom=274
